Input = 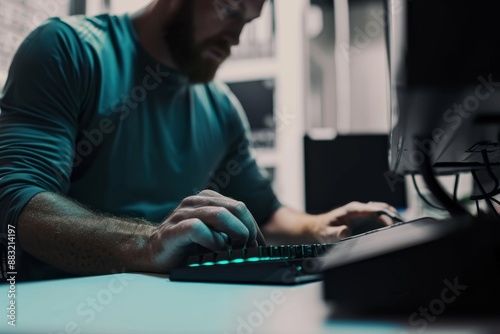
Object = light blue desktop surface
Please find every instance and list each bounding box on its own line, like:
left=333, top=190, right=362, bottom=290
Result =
left=0, top=273, right=496, bottom=334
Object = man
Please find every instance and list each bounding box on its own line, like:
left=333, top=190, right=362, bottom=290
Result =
left=0, top=0, right=396, bottom=280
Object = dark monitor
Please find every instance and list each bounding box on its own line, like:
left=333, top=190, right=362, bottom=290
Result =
left=305, top=134, right=407, bottom=214
left=387, top=0, right=500, bottom=176
left=226, top=80, right=275, bottom=149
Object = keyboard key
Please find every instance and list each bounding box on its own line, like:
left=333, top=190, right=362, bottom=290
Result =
left=258, top=246, right=269, bottom=257
left=312, top=244, right=322, bottom=257
left=294, top=245, right=304, bottom=258
left=303, top=245, right=313, bottom=257
left=215, top=250, right=231, bottom=261
left=280, top=245, right=290, bottom=258
left=187, top=255, right=201, bottom=266
left=232, top=248, right=246, bottom=260
left=201, top=253, right=216, bottom=265
left=269, top=246, right=280, bottom=257
left=245, top=247, right=260, bottom=259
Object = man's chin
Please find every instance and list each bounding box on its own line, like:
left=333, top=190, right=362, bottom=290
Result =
left=186, top=59, right=224, bottom=84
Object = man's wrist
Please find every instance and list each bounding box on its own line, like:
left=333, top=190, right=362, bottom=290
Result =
left=301, top=213, right=330, bottom=243
left=117, top=219, right=158, bottom=273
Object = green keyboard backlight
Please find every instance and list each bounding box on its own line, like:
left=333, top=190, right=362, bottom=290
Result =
left=231, top=259, right=245, bottom=263
left=189, top=255, right=292, bottom=267
left=202, top=262, right=215, bottom=266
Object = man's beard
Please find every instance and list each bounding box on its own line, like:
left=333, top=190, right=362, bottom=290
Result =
left=164, top=0, right=229, bottom=84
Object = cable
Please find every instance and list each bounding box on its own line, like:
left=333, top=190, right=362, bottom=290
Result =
left=453, top=174, right=460, bottom=203
left=490, top=197, right=500, bottom=206
left=417, top=142, right=471, bottom=217
left=476, top=199, right=481, bottom=217
left=482, top=149, right=499, bottom=193
left=411, top=174, right=446, bottom=211
left=470, top=150, right=500, bottom=200
left=472, top=170, right=500, bottom=220
left=485, top=198, right=499, bottom=220
left=470, top=187, right=500, bottom=200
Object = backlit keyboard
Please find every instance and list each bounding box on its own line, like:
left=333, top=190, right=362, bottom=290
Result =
left=170, top=244, right=334, bottom=284
left=170, top=220, right=409, bottom=284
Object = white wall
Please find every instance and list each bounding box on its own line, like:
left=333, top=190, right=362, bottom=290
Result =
left=307, top=0, right=389, bottom=136
left=341, top=0, right=389, bottom=134
left=0, top=0, right=70, bottom=89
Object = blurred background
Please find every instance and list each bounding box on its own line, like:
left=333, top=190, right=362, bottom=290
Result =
left=0, top=0, right=473, bottom=219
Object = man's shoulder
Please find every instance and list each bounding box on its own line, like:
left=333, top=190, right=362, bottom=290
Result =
left=201, top=81, right=243, bottom=114
left=19, top=14, right=126, bottom=57
left=197, top=81, right=250, bottom=134
left=51, top=14, right=127, bottom=45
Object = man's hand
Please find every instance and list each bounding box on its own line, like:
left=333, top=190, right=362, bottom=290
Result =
left=310, top=201, right=399, bottom=243
left=17, top=191, right=264, bottom=276
left=263, top=201, right=399, bottom=245
left=146, top=190, right=266, bottom=271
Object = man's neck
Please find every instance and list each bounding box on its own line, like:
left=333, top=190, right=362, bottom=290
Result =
left=129, top=3, right=179, bottom=70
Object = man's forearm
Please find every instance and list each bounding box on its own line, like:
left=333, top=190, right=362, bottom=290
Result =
left=262, top=206, right=351, bottom=245
left=18, top=192, right=156, bottom=275
left=262, top=207, right=318, bottom=245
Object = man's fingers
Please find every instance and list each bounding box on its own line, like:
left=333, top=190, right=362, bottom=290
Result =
left=180, top=191, right=266, bottom=247
left=185, top=220, right=228, bottom=251
left=152, top=219, right=227, bottom=267
left=219, top=232, right=229, bottom=244
left=171, top=206, right=251, bottom=248
left=345, top=202, right=398, bottom=219
left=196, top=189, right=226, bottom=198
left=368, top=201, right=398, bottom=213
left=323, top=225, right=351, bottom=243
left=254, top=228, right=266, bottom=247
left=377, top=214, right=394, bottom=226
left=327, top=201, right=400, bottom=227
left=173, top=219, right=227, bottom=250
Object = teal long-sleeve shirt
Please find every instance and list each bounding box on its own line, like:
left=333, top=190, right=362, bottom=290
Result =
left=0, top=14, right=280, bottom=258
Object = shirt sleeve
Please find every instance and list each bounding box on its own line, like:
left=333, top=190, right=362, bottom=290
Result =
left=0, top=19, right=84, bottom=244
left=209, top=83, right=282, bottom=226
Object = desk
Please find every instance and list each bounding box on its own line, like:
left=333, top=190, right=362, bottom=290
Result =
left=0, top=273, right=498, bottom=334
